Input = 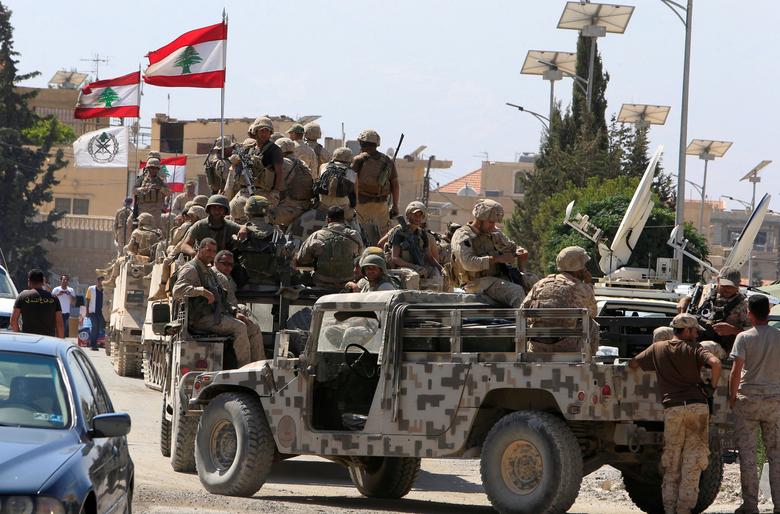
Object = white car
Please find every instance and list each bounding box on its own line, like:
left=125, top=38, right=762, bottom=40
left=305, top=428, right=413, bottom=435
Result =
left=0, top=266, right=19, bottom=330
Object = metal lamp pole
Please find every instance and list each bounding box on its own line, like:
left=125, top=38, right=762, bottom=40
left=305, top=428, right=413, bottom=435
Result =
left=697, top=153, right=714, bottom=232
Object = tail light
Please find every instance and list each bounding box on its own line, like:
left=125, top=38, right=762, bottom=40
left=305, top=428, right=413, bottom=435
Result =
left=602, top=384, right=612, bottom=398
left=180, top=366, right=190, bottom=376
left=577, top=391, right=586, bottom=402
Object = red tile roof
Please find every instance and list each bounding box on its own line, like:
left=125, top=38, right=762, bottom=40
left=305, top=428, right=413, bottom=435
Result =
left=434, top=169, right=481, bottom=194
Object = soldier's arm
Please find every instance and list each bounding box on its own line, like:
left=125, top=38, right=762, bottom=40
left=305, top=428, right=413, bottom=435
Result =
left=127, top=234, right=139, bottom=255
left=172, top=266, right=208, bottom=300
left=294, top=236, right=321, bottom=268
left=707, top=354, right=722, bottom=387
left=451, top=232, right=492, bottom=272
left=180, top=230, right=197, bottom=257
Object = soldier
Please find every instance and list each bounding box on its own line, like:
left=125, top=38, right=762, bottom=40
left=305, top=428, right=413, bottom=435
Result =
left=127, top=212, right=163, bottom=259
left=246, top=116, right=284, bottom=202
left=192, top=194, right=209, bottom=208
left=113, top=197, right=134, bottom=254
left=387, top=201, right=442, bottom=291
left=287, top=123, right=317, bottom=175
left=729, top=294, right=780, bottom=514
left=170, top=181, right=196, bottom=216
left=451, top=199, right=528, bottom=307
left=224, top=138, right=256, bottom=202
left=272, top=137, right=314, bottom=228
left=439, top=222, right=461, bottom=292
left=294, top=206, right=363, bottom=289
left=171, top=205, right=207, bottom=248
left=315, top=147, right=357, bottom=215
left=680, top=265, right=748, bottom=353
left=213, top=250, right=266, bottom=362
left=303, top=122, right=331, bottom=174
left=134, top=157, right=172, bottom=229
left=353, top=129, right=399, bottom=246
left=204, top=137, right=234, bottom=194
left=346, top=252, right=397, bottom=292
left=172, top=238, right=253, bottom=367
left=520, top=246, right=599, bottom=354
left=629, top=313, right=721, bottom=514
left=234, top=196, right=291, bottom=287
left=180, top=194, right=241, bottom=257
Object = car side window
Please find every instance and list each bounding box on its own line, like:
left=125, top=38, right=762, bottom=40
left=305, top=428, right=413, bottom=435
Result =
left=72, top=352, right=113, bottom=414
left=67, top=352, right=97, bottom=423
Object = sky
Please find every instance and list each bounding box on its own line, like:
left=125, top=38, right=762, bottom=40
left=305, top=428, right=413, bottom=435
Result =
left=7, top=0, right=780, bottom=209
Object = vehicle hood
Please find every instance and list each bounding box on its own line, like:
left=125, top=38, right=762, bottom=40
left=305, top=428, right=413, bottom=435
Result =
left=0, top=297, right=15, bottom=316
left=0, top=427, right=81, bottom=493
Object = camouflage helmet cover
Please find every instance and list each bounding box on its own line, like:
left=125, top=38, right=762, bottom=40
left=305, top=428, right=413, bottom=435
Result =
left=206, top=194, right=230, bottom=212
left=556, top=245, right=590, bottom=272
left=405, top=201, right=427, bottom=221
left=183, top=200, right=195, bottom=213
left=359, top=253, right=387, bottom=272
left=275, top=137, right=296, bottom=154
left=332, top=147, right=354, bottom=164
left=147, top=151, right=161, bottom=160
left=187, top=205, right=207, bottom=220
left=137, top=212, right=154, bottom=226
left=193, top=194, right=209, bottom=207
left=242, top=138, right=257, bottom=147
left=145, top=157, right=161, bottom=169
left=472, top=199, right=504, bottom=222
left=718, top=266, right=741, bottom=287
left=248, top=116, right=273, bottom=136
left=303, top=122, right=321, bottom=139
left=244, top=195, right=270, bottom=217
left=287, top=123, right=305, bottom=135
left=270, top=132, right=284, bottom=143
left=357, top=129, right=380, bottom=145
left=361, top=246, right=384, bottom=259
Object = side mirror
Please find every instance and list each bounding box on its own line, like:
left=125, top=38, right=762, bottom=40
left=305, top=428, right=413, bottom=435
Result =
left=90, top=412, right=131, bottom=438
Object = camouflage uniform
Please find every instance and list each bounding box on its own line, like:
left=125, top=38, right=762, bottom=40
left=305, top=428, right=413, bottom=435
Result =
left=662, top=403, right=710, bottom=514
left=126, top=213, right=163, bottom=258
left=387, top=203, right=443, bottom=291
left=353, top=129, right=397, bottom=246
left=295, top=222, right=363, bottom=289
left=113, top=203, right=133, bottom=252
left=134, top=159, right=171, bottom=229
left=205, top=138, right=233, bottom=194
left=288, top=124, right=318, bottom=176
left=235, top=197, right=291, bottom=287
left=316, top=148, right=357, bottom=219
left=272, top=138, right=314, bottom=228
left=696, top=288, right=748, bottom=352
left=303, top=122, right=331, bottom=174
left=287, top=205, right=362, bottom=245
left=733, top=397, right=780, bottom=513
left=170, top=190, right=195, bottom=216
left=215, top=269, right=266, bottom=362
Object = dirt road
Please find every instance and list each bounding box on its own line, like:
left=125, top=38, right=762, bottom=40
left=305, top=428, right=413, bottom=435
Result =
left=86, top=349, right=758, bottom=513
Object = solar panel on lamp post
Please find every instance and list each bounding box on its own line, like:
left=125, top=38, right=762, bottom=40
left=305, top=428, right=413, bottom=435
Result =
left=739, top=160, right=773, bottom=283
left=685, top=139, right=733, bottom=235
left=617, top=104, right=671, bottom=130
left=521, top=50, right=578, bottom=122
left=557, top=2, right=634, bottom=112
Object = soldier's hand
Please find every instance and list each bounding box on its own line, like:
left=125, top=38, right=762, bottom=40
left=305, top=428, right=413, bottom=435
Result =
left=389, top=206, right=399, bottom=218
left=516, top=248, right=529, bottom=263
left=229, top=154, right=241, bottom=165
left=202, top=290, right=215, bottom=304
left=677, top=297, right=691, bottom=314
left=236, top=312, right=248, bottom=324
left=713, top=322, right=737, bottom=336
left=237, top=226, right=249, bottom=241
left=345, top=281, right=359, bottom=292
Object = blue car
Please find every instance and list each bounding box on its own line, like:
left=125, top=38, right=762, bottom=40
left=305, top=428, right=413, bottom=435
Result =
left=0, top=331, right=134, bottom=513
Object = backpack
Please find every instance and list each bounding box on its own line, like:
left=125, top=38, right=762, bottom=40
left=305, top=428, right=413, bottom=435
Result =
left=285, top=158, right=314, bottom=201
left=317, top=227, right=361, bottom=282
left=315, top=162, right=354, bottom=198
left=236, top=226, right=285, bottom=285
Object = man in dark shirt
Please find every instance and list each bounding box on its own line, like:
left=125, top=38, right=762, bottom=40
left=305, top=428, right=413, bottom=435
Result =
left=629, top=313, right=721, bottom=514
left=10, top=269, right=63, bottom=337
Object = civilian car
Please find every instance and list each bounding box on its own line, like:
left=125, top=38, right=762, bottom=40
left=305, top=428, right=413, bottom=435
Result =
left=0, top=331, right=133, bottom=513
left=0, top=265, right=19, bottom=329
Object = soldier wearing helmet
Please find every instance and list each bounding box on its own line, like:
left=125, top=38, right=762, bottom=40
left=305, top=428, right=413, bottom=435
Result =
left=353, top=129, right=400, bottom=246
left=126, top=212, right=163, bottom=258
left=520, top=246, right=599, bottom=353
left=179, top=194, right=242, bottom=258
left=171, top=180, right=197, bottom=216
left=113, top=197, right=134, bottom=255
left=385, top=201, right=442, bottom=291
left=315, top=147, right=357, bottom=213
left=134, top=157, right=172, bottom=229
left=231, top=196, right=292, bottom=287
left=346, top=252, right=397, bottom=293
left=451, top=199, right=529, bottom=307
left=287, top=123, right=317, bottom=174
left=246, top=116, right=284, bottom=202
left=303, top=122, right=331, bottom=173
left=271, top=137, right=314, bottom=228
left=205, top=136, right=235, bottom=195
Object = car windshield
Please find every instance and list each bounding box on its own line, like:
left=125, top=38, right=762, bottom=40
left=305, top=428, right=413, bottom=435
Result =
left=0, top=268, right=15, bottom=299
left=317, top=310, right=385, bottom=354
left=0, top=351, right=70, bottom=428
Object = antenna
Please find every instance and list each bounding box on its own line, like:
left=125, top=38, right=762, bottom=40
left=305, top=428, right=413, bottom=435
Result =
left=80, top=53, right=110, bottom=80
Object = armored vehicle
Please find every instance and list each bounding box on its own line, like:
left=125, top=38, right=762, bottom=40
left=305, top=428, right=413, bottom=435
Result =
left=183, top=290, right=729, bottom=514
left=108, top=257, right=152, bottom=376
left=141, top=259, right=170, bottom=391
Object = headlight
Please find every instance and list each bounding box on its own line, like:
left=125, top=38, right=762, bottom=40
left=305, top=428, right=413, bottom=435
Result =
left=0, top=496, right=66, bottom=514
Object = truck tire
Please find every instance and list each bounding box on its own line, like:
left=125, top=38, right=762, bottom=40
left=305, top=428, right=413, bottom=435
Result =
left=160, top=399, right=171, bottom=458
left=170, top=396, right=197, bottom=472
left=348, top=457, right=421, bottom=498
left=480, top=411, right=583, bottom=514
left=195, top=392, right=274, bottom=497
left=622, top=429, right=723, bottom=514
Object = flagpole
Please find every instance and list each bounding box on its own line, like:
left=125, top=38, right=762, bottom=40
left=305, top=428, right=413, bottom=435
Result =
left=220, top=9, right=227, bottom=160
left=133, top=64, right=142, bottom=199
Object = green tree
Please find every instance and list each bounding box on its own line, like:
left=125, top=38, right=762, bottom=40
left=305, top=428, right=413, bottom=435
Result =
left=97, top=86, right=119, bottom=107
left=22, top=116, right=76, bottom=146
left=0, top=3, right=65, bottom=287
left=174, top=46, right=202, bottom=74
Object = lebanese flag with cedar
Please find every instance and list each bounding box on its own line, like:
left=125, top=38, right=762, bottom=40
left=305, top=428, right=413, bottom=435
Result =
left=74, top=71, right=140, bottom=119
left=140, top=156, right=188, bottom=193
left=144, top=22, right=226, bottom=88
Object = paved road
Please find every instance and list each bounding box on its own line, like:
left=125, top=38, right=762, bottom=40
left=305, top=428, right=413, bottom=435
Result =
left=85, top=348, right=752, bottom=513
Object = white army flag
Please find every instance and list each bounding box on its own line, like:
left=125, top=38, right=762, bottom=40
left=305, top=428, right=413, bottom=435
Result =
left=73, top=126, right=129, bottom=168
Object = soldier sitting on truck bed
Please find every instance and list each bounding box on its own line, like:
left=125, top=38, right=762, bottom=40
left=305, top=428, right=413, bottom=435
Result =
left=179, top=194, right=241, bottom=257
left=387, top=201, right=443, bottom=291
left=127, top=212, right=163, bottom=259
left=232, top=195, right=292, bottom=288
left=520, top=246, right=599, bottom=354
left=171, top=237, right=253, bottom=367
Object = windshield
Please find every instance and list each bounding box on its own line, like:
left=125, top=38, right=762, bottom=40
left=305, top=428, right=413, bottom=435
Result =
left=316, top=310, right=385, bottom=354
left=0, top=268, right=16, bottom=299
left=0, top=352, right=70, bottom=428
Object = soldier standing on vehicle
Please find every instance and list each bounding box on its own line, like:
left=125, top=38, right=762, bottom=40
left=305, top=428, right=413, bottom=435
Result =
left=294, top=206, right=363, bottom=289
left=113, top=197, right=134, bottom=254
left=272, top=137, right=314, bottom=228
left=287, top=123, right=317, bottom=175
left=170, top=181, right=196, bottom=216
left=247, top=116, right=284, bottom=203
left=180, top=194, right=241, bottom=257
left=451, top=199, right=528, bottom=307
left=521, top=246, right=599, bottom=354
left=205, top=137, right=234, bottom=195
left=303, top=122, right=330, bottom=174
left=729, top=294, right=780, bottom=514
left=353, top=129, right=399, bottom=246
left=315, top=147, right=357, bottom=214
left=387, top=201, right=442, bottom=291
left=213, top=250, right=266, bottom=362
left=134, top=157, right=172, bottom=229
left=629, top=313, right=722, bottom=514
left=127, top=212, right=163, bottom=259
left=172, top=238, right=253, bottom=367
left=234, top=196, right=291, bottom=287
left=346, top=252, right=397, bottom=292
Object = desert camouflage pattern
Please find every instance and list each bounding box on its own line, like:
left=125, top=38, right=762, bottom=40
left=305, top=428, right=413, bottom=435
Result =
left=287, top=205, right=362, bottom=243
left=733, top=396, right=780, bottom=511
left=293, top=140, right=317, bottom=176
left=188, top=290, right=733, bottom=462
left=661, top=403, right=709, bottom=514
left=127, top=226, right=163, bottom=258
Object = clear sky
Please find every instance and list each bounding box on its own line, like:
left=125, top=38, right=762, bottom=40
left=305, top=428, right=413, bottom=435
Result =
left=7, top=0, right=779, bottom=209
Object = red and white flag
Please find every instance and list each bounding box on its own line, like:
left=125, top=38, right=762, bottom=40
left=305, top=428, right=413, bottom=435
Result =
left=74, top=71, right=140, bottom=119
left=144, top=22, right=226, bottom=88
left=140, top=156, right=188, bottom=192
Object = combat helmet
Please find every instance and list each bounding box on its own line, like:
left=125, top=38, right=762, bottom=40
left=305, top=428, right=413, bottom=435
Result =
left=405, top=201, right=426, bottom=221
left=556, top=246, right=590, bottom=272
left=472, top=199, right=504, bottom=222
left=357, top=129, right=380, bottom=146
left=275, top=137, right=296, bottom=154
left=213, top=136, right=233, bottom=150
left=147, top=151, right=161, bottom=160
left=248, top=116, right=273, bottom=136
left=137, top=212, right=154, bottom=227
left=332, top=147, right=353, bottom=164
left=244, top=195, right=270, bottom=218
left=359, top=252, right=387, bottom=272
left=193, top=194, right=209, bottom=208
left=303, top=122, right=321, bottom=140
left=287, top=123, right=305, bottom=136
left=206, top=194, right=230, bottom=213
left=187, top=205, right=208, bottom=221
left=145, top=157, right=161, bottom=169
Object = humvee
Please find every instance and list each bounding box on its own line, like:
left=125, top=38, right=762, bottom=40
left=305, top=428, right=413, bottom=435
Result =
left=182, top=290, right=729, bottom=514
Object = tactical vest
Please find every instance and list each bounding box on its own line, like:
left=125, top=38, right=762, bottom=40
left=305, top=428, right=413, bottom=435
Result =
left=451, top=227, right=500, bottom=285
left=317, top=226, right=361, bottom=283
left=284, top=158, right=314, bottom=201
left=391, top=225, right=428, bottom=267
left=356, top=152, right=392, bottom=198
left=205, top=156, right=229, bottom=192
left=235, top=224, right=285, bottom=285
left=185, top=261, right=227, bottom=324
left=249, top=141, right=276, bottom=192
left=316, top=162, right=354, bottom=198
left=137, top=174, right=166, bottom=204
left=132, top=227, right=162, bottom=257
left=696, top=291, right=746, bottom=350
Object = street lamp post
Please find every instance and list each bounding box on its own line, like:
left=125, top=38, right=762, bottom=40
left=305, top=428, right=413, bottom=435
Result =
left=505, top=102, right=550, bottom=130
left=685, top=139, right=733, bottom=235
left=739, top=160, right=773, bottom=285
left=520, top=50, right=578, bottom=122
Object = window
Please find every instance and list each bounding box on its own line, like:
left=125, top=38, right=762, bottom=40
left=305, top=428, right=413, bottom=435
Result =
left=72, top=198, right=89, bottom=215
left=514, top=171, right=525, bottom=194
left=754, top=231, right=767, bottom=251
left=316, top=310, right=384, bottom=354
left=484, top=190, right=502, bottom=197
left=68, top=352, right=97, bottom=423
left=159, top=122, right=184, bottom=153
left=54, top=197, right=71, bottom=213
left=73, top=352, right=112, bottom=414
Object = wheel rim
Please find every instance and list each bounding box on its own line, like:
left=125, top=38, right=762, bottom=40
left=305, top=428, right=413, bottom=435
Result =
left=209, top=419, right=238, bottom=471
left=500, top=439, right=543, bottom=495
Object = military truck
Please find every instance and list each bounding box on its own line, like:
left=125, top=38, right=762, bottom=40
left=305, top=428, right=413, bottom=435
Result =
left=182, top=290, right=728, bottom=514
left=141, top=259, right=171, bottom=391
left=108, top=256, right=153, bottom=376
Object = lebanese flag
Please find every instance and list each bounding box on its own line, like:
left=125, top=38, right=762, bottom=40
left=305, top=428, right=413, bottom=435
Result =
left=144, top=22, right=226, bottom=88
left=140, top=156, right=188, bottom=192
left=74, top=71, right=140, bottom=119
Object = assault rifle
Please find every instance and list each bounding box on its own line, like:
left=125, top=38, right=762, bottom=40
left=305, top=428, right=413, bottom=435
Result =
left=686, top=283, right=704, bottom=314
left=395, top=216, right=426, bottom=268
left=230, top=142, right=256, bottom=195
